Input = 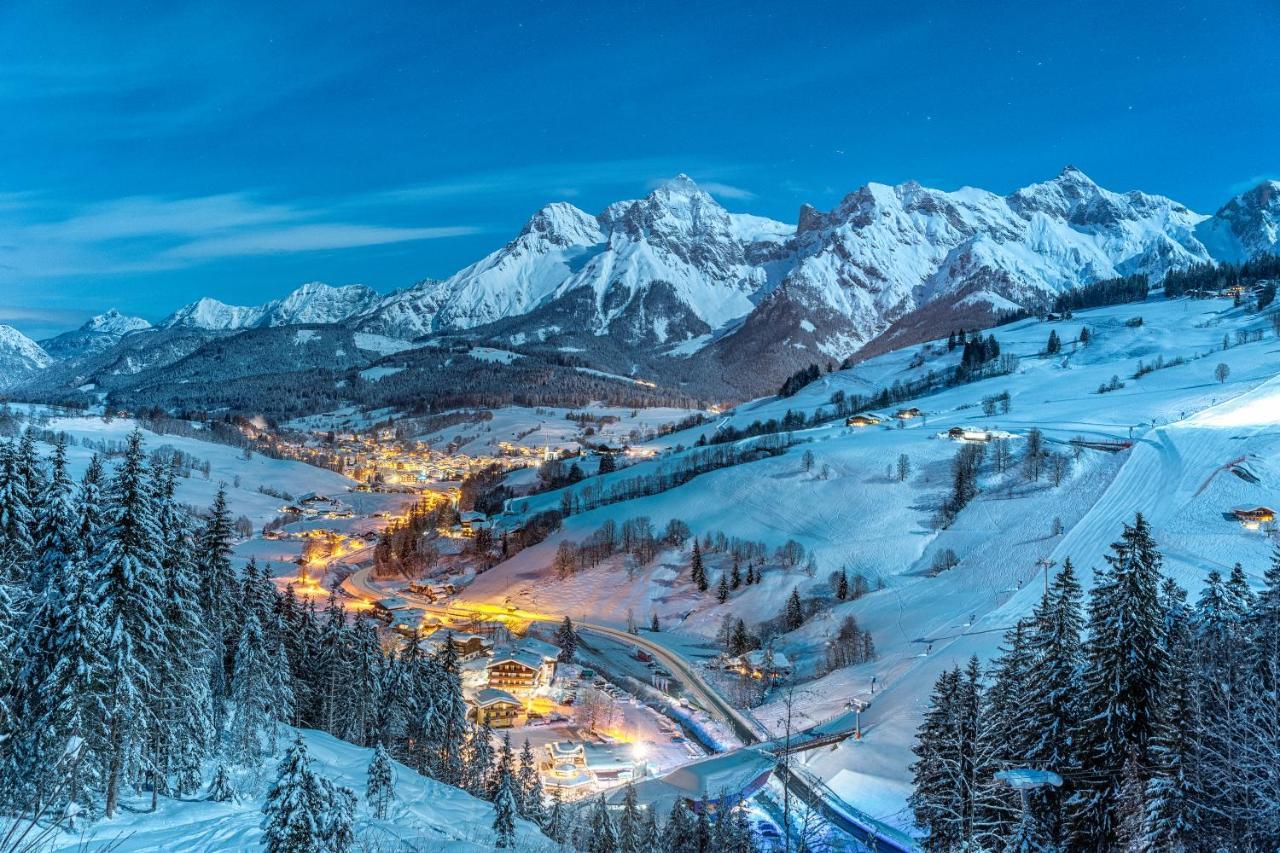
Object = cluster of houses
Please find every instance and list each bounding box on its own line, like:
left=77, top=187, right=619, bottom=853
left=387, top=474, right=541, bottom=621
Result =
left=272, top=429, right=520, bottom=488
left=844, top=407, right=924, bottom=428
left=720, top=649, right=793, bottom=682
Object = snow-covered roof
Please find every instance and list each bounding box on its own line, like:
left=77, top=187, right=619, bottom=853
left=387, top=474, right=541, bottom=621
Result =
left=488, top=649, right=544, bottom=671
left=471, top=688, right=521, bottom=708
left=742, top=649, right=791, bottom=669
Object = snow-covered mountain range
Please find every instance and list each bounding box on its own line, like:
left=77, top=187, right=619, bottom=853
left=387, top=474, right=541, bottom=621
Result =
left=12, top=169, right=1280, bottom=401
left=162, top=282, right=380, bottom=330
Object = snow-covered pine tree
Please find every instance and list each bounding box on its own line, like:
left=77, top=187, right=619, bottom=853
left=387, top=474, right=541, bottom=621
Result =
left=93, top=429, right=170, bottom=818
left=731, top=558, right=742, bottom=590
left=587, top=794, right=617, bottom=853
left=661, top=798, right=694, bottom=852
left=75, top=454, right=107, bottom=563
left=544, top=785, right=567, bottom=844
left=198, top=485, right=239, bottom=713
left=152, top=459, right=212, bottom=795
left=491, top=767, right=518, bottom=849
left=341, top=616, right=381, bottom=747
left=0, top=439, right=35, bottom=567
left=555, top=616, right=578, bottom=662
left=784, top=588, right=804, bottom=631
left=641, top=795, right=661, bottom=850
left=617, top=783, right=643, bottom=853
left=1068, top=514, right=1168, bottom=849
left=8, top=436, right=80, bottom=808
left=366, top=743, right=395, bottom=820
left=974, top=620, right=1035, bottom=844
left=716, top=571, right=730, bottom=604
left=1021, top=557, right=1084, bottom=845
left=910, top=661, right=983, bottom=850
left=314, top=591, right=352, bottom=736
left=422, top=636, right=469, bottom=786
left=207, top=763, right=236, bottom=802
left=30, top=434, right=76, bottom=594
left=461, top=721, right=494, bottom=798
left=261, top=736, right=327, bottom=853
left=486, top=732, right=513, bottom=801
left=515, top=738, right=545, bottom=824
left=1142, top=578, right=1205, bottom=849
left=326, top=785, right=356, bottom=853
left=691, top=540, right=706, bottom=591
left=229, top=601, right=275, bottom=767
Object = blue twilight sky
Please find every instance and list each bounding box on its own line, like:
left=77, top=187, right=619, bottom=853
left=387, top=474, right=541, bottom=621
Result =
left=2, top=0, right=1278, bottom=338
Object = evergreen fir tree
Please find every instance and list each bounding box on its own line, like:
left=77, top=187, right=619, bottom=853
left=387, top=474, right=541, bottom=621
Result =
left=730, top=558, right=742, bottom=590
left=198, top=485, right=239, bottom=714
left=0, top=440, right=35, bottom=567
left=29, top=434, right=76, bottom=594
left=555, top=616, right=578, bottom=662
left=784, top=588, right=804, bottom=631
left=515, top=738, right=546, bottom=824
left=691, top=540, right=707, bottom=592
left=207, top=763, right=237, bottom=802
left=491, top=767, right=518, bottom=849
left=836, top=567, right=849, bottom=601
left=1022, top=558, right=1084, bottom=845
left=617, top=783, right=644, bottom=853
left=587, top=794, right=618, bottom=853
left=716, top=571, right=730, bottom=604
left=261, top=736, right=328, bottom=853
left=975, top=621, right=1035, bottom=843
left=1068, top=514, right=1168, bottom=849
left=1142, top=578, right=1205, bottom=849
left=662, top=798, right=696, bottom=853
left=93, top=429, right=170, bottom=818
left=544, top=785, right=568, bottom=844
left=230, top=604, right=276, bottom=767
left=152, top=459, right=213, bottom=795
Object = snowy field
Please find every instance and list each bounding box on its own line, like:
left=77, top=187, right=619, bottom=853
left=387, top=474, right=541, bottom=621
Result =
left=455, top=296, right=1280, bottom=831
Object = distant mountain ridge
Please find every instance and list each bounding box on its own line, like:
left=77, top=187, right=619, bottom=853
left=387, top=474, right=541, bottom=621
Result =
left=14, top=169, right=1280, bottom=403
left=162, top=282, right=380, bottom=330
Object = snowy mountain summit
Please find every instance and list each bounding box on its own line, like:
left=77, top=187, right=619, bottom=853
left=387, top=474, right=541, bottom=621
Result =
left=81, top=309, right=152, bottom=335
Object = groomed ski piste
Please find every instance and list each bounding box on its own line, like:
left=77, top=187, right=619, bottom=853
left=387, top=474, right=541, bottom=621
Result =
left=459, top=294, right=1280, bottom=835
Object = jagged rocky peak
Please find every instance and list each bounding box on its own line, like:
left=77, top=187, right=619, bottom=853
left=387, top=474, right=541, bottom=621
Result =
left=81, top=309, right=151, bottom=335
left=262, top=281, right=379, bottom=326
left=516, top=202, right=604, bottom=249
left=1197, top=178, right=1280, bottom=262
left=615, top=174, right=733, bottom=242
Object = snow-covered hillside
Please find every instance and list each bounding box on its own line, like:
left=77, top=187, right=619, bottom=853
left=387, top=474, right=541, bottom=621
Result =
left=58, top=728, right=553, bottom=852
left=454, top=293, right=1280, bottom=832
left=0, top=324, right=54, bottom=389
left=18, top=407, right=354, bottom=527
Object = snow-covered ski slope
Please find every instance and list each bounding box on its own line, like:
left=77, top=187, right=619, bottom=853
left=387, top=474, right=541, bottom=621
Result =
left=58, top=728, right=552, bottom=852
left=460, top=295, right=1280, bottom=832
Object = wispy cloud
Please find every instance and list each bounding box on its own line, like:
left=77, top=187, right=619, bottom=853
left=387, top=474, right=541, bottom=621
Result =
left=698, top=181, right=756, bottom=200
left=164, top=223, right=482, bottom=261
left=1227, top=173, right=1279, bottom=195
left=0, top=189, right=479, bottom=282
